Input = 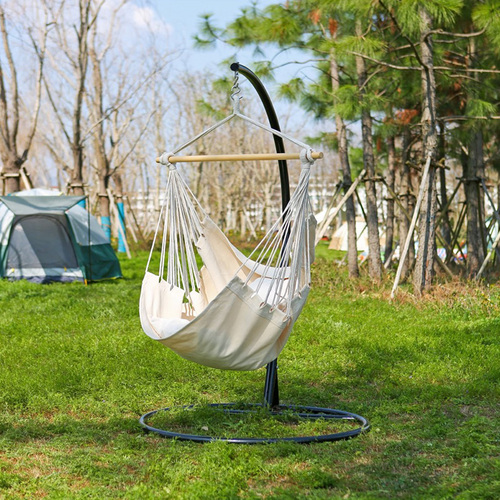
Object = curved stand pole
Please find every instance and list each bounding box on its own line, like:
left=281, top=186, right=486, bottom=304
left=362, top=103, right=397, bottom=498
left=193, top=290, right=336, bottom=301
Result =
left=231, top=62, right=285, bottom=409
left=230, top=63, right=290, bottom=211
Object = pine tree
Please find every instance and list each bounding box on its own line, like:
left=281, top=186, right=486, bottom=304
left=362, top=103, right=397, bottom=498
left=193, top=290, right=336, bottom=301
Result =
left=196, top=0, right=500, bottom=288
left=379, top=0, right=463, bottom=293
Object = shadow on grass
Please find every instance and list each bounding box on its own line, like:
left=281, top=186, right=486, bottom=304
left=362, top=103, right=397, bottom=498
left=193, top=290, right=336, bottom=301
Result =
left=0, top=412, right=141, bottom=444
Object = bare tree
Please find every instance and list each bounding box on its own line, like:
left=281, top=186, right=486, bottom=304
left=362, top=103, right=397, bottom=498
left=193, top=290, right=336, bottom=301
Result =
left=42, top=0, right=97, bottom=196
left=0, top=2, right=49, bottom=194
left=86, top=0, right=160, bottom=236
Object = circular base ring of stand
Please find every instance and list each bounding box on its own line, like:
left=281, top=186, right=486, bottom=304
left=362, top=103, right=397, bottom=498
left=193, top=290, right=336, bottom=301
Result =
left=139, top=403, right=370, bottom=444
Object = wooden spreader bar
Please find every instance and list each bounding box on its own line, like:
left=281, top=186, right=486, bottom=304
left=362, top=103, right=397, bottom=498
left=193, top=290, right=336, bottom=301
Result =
left=156, top=152, right=323, bottom=164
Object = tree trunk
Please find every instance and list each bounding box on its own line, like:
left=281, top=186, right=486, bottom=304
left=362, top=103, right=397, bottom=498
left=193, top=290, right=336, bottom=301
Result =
left=70, top=145, right=85, bottom=196
left=467, top=36, right=487, bottom=256
left=399, top=127, right=415, bottom=279
left=89, top=20, right=111, bottom=236
left=384, top=135, right=396, bottom=263
left=264, top=187, right=272, bottom=233
left=114, top=171, right=124, bottom=198
left=330, top=49, right=359, bottom=278
left=99, top=175, right=111, bottom=241
left=438, top=123, right=451, bottom=248
left=474, top=130, right=487, bottom=255
left=0, top=5, right=47, bottom=195
left=497, top=177, right=500, bottom=267
left=463, top=132, right=486, bottom=277
left=69, top=0, right=90, bottom=196
left=355, top=20, right=382, bottom=280
left=413, top=7, right=439, bottom=296
left=3, top=157, right=21, bottom=194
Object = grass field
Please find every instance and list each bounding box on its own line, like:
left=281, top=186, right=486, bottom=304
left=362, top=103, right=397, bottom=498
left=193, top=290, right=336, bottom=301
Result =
left=0, top=244, right=499, bottom=499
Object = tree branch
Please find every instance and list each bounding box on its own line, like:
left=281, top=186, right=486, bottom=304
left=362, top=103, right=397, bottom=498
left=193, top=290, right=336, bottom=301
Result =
left=23, top=9, right=51, bottom=159
left=83, top=57, right=170, bottom=141
left=349, top=51, right=500, bottom=77
left=426, top=27, right=487, bottom=39
left=111, top=111, right=155, bottom=175
left=439, top=115, right=500, bottom=122
left=378, top=0, right=427, bottom=69
left=43, top=74, right=72, bottom=146
left=434, top=66, right=500, bottom=74
left=267, top=58, right=328, bottom=71
left=348, top=51, right=421, bottom=70
left=0, top=7, right=18, bottom=150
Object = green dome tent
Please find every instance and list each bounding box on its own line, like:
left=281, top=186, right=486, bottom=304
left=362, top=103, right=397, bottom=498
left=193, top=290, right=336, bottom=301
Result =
left=0, top=192, right=122, bottom=283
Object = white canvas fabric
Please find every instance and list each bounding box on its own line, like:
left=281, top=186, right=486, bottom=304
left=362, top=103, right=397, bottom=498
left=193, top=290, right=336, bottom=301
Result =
left=140, top=160, right=315, bottom=371
left=140, top=272, right=309, bottom=370
left=139, top=109, right=318, bottom=371
left=196, top=215, right=316, bottom=305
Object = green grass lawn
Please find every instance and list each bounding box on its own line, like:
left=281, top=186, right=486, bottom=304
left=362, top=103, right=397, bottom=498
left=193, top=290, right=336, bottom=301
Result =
left=0, top=244, right=499, bottom=499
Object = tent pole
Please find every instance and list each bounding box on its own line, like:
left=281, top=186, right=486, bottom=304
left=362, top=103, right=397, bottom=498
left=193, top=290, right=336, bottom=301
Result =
left=231, top=63, right=288, bottom=409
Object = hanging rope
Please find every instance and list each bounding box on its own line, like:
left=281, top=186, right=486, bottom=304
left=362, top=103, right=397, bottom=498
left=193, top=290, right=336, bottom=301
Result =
left=146, top=148, right=315, bottom=319
left=231, top=70, right=243, bottom=113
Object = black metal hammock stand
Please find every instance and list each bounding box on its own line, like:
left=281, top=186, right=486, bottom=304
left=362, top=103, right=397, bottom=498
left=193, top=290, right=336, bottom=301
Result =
left=139, top=63, right=370, bottom=444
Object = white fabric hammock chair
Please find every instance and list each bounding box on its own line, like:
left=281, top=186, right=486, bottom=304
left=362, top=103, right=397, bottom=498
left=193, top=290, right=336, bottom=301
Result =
left=139, top=110, right=319, bottom=371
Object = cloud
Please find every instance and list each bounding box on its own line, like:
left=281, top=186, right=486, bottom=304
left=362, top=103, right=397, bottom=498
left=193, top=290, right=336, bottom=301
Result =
left=126, top=4, right=173, bottom=37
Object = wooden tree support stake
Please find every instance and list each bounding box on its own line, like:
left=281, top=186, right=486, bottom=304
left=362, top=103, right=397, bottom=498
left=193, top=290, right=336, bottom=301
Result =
left=391, top=154, right=432, bottom=299
left=476, top=230, right=500, bottom=280
left=475, top=179, right=500, bottom=279
left=20, top=166, right=33, bottom=190
left=314, top=182, right=343, bottom=241
left=107, top=188, right=131, bottom=259
left=314, top=169, right=366, bottom=245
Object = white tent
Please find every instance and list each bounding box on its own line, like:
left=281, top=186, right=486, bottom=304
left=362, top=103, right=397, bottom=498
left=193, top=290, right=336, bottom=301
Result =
left=329, top=218, right=369, bottom=252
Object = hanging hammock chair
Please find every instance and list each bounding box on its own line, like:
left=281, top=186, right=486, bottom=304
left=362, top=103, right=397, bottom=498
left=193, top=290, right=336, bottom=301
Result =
left=138, top=65, right=370, bottom=444
left=139, top=101, right=319, bottom=371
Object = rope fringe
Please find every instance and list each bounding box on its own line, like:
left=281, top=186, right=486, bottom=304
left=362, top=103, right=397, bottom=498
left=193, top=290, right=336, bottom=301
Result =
left=146, top=151, right=316, bottom=317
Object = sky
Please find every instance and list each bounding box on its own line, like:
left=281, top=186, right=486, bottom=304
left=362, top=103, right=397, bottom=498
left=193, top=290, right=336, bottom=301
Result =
left=149, top=0, right=279, bottom=73
left=142, top=0, right=324, bottom=131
